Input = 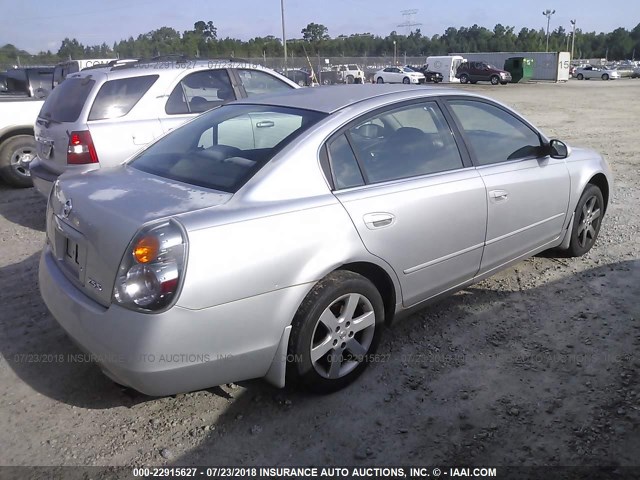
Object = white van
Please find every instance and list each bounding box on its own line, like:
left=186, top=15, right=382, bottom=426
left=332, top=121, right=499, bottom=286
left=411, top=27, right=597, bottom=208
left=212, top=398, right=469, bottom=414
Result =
left=52, top=59, right=116, bottom=87
left=425, top=55, right=466, bottom=83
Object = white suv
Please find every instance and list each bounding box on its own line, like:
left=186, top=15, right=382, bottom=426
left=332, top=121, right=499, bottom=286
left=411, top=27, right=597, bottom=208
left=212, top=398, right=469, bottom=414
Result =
left=30, top=59, right=299, bottom=196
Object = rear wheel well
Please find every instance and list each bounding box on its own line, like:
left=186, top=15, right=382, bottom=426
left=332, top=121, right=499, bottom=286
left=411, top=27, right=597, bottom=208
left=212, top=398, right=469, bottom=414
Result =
left=0, top=128, right=34, bottom=148
left=339, top=262, right=397, bottom=324
left=588, top=173, right=609, bottom=213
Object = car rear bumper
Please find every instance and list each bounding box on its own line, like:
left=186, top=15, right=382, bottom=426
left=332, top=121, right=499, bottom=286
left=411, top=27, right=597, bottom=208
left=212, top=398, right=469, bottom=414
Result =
left=30, top=157, right=58, bottom=197
left=39, top=245, right=310, bottom=396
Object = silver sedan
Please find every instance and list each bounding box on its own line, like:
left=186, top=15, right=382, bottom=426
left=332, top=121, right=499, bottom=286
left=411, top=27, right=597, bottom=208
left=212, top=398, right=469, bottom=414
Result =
left=39, top=85, right=612, bottom=395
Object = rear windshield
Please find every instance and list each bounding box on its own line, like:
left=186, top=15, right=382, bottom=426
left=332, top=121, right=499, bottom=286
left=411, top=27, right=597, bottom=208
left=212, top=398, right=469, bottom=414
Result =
left=89, top=75, right=158, bottom=120
left=39, top=77, right=95, bottom=122
left=130, top=104, right=326, bottom=193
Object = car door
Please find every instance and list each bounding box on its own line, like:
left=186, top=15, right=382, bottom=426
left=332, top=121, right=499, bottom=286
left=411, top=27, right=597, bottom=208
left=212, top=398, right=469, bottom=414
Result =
left=159, top=69, right=237, bottom=134
left=233, top=69, right=295, bottom=97
left=327, top=100, right=487, bottom=307
left=445, top=98, right=570, bottom=276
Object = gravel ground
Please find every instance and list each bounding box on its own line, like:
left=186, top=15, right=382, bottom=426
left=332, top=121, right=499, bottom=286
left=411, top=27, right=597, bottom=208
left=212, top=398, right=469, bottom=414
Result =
left=0, top=80, right=638, bottom=468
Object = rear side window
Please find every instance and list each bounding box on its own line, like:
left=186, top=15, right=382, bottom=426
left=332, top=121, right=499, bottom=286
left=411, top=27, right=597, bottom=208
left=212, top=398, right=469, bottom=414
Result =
left=89, top=75, right=158, bottom=120
left=165, top=70, right=235, bottom=115
left=237, top=69, right=293, bottom=97
left=39, top=77, right=95, bottom=122
left=328, top=135, right=364, bottom=189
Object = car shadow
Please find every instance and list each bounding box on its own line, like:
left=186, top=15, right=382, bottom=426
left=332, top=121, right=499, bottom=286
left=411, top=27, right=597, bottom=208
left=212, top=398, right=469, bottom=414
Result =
left=0, top=183, right=46, bottom=232
left=166, top=258, right=639, bottom=466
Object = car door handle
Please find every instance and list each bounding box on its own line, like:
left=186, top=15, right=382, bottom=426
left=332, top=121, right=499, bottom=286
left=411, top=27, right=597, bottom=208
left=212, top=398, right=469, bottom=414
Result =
left=256, top=121, right=275, bottom=128
left=489, top=190, right=509, bottom=201
left=363, top=213, right=395, bottom=229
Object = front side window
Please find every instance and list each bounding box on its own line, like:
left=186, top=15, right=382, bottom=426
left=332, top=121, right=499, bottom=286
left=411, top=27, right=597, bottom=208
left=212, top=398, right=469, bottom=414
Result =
left=130, top=105, right=326, bottom=193
left=165, top=69, right=235, bottom=115
left=89, top=75, right=158, bottom=120
left=447, top=100, right=543, bottom=165
left=236, top=69, right=293, bottom=97
left=344, top=102, right=464, bottom=184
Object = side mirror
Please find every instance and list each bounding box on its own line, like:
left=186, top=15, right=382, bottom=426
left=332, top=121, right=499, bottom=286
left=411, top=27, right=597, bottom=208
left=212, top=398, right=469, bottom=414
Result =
left=549, top=139, right=570, bottom=159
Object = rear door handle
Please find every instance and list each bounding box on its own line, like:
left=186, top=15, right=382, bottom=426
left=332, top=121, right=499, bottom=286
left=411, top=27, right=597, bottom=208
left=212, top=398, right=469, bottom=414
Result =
left=363, top=212, right=395, bottom=229
left=489, top=190, right=509, bottom=201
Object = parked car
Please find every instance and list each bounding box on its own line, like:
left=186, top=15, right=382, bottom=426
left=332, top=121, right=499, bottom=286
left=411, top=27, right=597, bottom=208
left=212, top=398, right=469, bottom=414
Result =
left=574, top=65, right=620, bottom=80
left=374, top=66, right=425, bottom=84
left=39, top=85, right=611, bottom=395
left=30, top=59, right=299, bottom=197
left=406, top=65, right=443, bottom=83
left=631, top=67, right=640, bottom=79
left=456, top=61, right=512, bottom=85
left=280, top=68, right=314, bottom=86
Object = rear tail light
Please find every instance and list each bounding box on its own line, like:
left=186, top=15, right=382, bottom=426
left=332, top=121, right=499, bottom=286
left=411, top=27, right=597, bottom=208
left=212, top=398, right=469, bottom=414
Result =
left=67, top=130, right=98, bottom=165
left=113, top=220, right=187, bottom=312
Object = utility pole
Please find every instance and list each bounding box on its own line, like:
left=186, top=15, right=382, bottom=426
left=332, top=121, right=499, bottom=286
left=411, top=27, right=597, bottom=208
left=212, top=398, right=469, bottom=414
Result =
left=280, top=0, right=287, bottom=74
left=543, top=9, right=556, bottom=52
left=393, top=40, right=397, bottom=65
left=570, top=19, right=576, bottom=60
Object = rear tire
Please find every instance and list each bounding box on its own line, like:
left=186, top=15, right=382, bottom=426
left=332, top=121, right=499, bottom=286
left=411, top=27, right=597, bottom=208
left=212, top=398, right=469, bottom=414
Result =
left=286, top=271, right=384, bottom=393
left=459, top=74, right=469, bottom=84
left=0, top=135, right=35, bottom=188
left=566, top=184, right=604, bottom=257
left=346, top=75, right=354, bottom=84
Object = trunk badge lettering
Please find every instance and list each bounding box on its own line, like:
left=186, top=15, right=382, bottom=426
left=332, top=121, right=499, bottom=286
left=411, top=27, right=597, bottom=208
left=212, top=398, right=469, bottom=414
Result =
left=88, top=279, right=103, bottom=291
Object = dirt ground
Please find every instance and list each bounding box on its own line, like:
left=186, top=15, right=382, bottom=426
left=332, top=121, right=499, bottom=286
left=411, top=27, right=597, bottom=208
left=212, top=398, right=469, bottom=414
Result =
left=0, top=80, right=639, bottom=469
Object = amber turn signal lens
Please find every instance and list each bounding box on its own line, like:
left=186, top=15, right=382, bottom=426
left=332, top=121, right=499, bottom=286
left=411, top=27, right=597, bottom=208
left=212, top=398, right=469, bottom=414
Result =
left=134, top=236, right=159, bottom=263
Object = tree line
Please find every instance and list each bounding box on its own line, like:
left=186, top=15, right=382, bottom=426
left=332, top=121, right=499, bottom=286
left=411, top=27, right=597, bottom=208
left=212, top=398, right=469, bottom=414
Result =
left=2, top=20, right=639, bottom=68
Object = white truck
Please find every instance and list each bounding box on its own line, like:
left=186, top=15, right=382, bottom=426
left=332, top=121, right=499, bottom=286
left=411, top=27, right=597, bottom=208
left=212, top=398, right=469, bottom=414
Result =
left=0, top=98, right=43, bottom=187
left=425, top=55, right=466, bottom=83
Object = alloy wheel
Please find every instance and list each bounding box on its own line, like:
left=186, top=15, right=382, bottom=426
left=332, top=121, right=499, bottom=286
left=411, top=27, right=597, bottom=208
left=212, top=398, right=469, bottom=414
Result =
left=310, top=293, right=376, bottom=379
left=577, top=195, right=601, bottom=249
left=10, top=146, right=34, bottom=178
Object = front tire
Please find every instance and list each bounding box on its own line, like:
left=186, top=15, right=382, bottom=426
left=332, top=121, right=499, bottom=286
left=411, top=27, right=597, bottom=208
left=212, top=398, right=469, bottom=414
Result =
left=490, top=75, right=500, bottom=85
left=346, top=75, right=354, bottom=84
left=0, top=135, right=35, bottom=188
left=566, top=184, right=604, bottom=257
left=402, top=77, right=410, bottom=84
left=376, top=77, right=384, bottom=84
left=602, top=74, right=609, bottom=81
left=287, top=271, right=384, bottom=393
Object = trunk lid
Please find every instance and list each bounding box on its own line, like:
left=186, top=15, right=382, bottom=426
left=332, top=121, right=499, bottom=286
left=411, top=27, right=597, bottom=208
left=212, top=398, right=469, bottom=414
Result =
left=47, top=166, right=231, bottom=306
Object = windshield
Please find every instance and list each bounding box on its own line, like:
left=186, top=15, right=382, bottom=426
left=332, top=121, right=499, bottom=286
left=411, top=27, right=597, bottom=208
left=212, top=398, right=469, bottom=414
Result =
left=404, top=66, right=416, bottom=72
left=130, top=104, right=327, bottom=193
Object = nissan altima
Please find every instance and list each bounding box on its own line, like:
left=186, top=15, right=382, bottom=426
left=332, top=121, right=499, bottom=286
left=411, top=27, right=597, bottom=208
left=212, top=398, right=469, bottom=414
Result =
left=39, top=85, right=612, bottom=395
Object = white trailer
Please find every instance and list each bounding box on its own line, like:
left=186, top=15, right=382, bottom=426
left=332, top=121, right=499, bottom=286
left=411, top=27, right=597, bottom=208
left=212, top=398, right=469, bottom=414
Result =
left=425, top=55, right=466, bottom=83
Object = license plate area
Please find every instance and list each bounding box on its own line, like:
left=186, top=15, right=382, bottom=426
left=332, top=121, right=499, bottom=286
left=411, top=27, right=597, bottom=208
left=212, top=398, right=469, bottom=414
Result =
left=52, top=216, right=87, bottom=281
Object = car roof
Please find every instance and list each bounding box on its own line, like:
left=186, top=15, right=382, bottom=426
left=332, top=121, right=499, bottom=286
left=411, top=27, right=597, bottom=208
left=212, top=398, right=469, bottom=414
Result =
left=69, top=59, right=278, bottom=81
left=233, top=84, right=462, bottom=114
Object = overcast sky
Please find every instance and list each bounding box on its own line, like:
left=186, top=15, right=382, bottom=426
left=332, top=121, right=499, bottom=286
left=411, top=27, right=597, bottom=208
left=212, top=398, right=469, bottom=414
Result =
left=1, top=0, right=638, bottom=54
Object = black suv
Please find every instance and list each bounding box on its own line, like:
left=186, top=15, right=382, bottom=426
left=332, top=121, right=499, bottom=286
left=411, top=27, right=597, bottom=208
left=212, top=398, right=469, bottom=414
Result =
left=456, top=61, right=511, bottom=85
left=407, top=65, right=443, bottom=83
